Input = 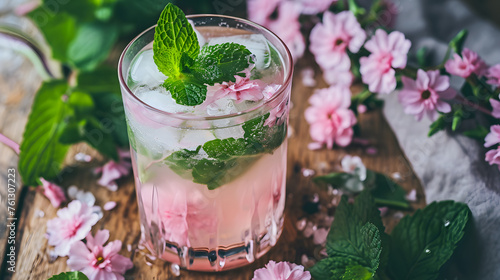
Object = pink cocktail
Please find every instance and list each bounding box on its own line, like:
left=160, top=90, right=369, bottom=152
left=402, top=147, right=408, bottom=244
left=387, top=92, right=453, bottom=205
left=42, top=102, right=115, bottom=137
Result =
left=118, top=14, right=293, bottom=271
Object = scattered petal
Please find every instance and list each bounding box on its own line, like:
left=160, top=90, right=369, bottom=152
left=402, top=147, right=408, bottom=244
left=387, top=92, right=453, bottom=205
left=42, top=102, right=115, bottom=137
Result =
left=301, top=68, right=316, bottom=87
left=406, top=189, right=417, bottom=202
left=296, top=218, right=307, bottom=231
left=38, top=178, right=66, bottom=208
left=104, top=201, right=117, bottom=211
left=253, top=261, right=311, bottom=280
left=313, top=228, right=329, bottom=245
left=74, top=152, right=92, bottom=163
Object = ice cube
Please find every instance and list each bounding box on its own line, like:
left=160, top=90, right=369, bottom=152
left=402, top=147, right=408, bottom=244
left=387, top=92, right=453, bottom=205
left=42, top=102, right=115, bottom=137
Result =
left=207, top=34, right=271, bottom=69
left=136, top=87, right=196, bottom=114
left=205, top=96, right=238, bottom=117
left=128, top=49, right=167, bottom=87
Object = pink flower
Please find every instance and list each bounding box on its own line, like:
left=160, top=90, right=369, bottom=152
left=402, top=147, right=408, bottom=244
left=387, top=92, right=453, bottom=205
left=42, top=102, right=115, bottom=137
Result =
left=398, top=69, right=456, bottom=121
left=247, top=0, right=284, bottom=25
left=310, top=11, right=366, bottom=71
left=253, top=261, right=311, bottom=280
left=487, top=64, right=500, bottom=87
left=490, top=97, right=500, bottom=119
left=378, top=0, right=399, bottom=28
left=322, top=55, right=354, bottom=86
left=360, top=29, right=411, bottom=94
left=485, top=125, right=500, bottom=148
left=94, top=149, right=131, bottom=191
left=38, top=178, right=66, bottom=208
left=445, top=48, right=488, bottom=78
left=266, top=2, right=305, bottom=60
left=68, top=230, right=133, bottom=280
left=297, top=0, right=337, bottom=15
left=46, top=200, right=101, bottom=257
left=304, top=86, right=357, bottom=149
left=485, top=147, right=500, bottom=171
left=207, top=75, right=265, bottom=105
left=263, top=84, right=286, bottom=127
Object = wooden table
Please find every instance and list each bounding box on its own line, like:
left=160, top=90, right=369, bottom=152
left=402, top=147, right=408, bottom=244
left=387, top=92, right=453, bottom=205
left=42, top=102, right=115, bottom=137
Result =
left=0, top=49, right=426, bottom=279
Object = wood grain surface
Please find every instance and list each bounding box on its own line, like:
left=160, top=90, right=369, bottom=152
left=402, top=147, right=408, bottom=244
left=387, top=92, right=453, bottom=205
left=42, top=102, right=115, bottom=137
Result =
left=0, top=49, right=426, bottom=279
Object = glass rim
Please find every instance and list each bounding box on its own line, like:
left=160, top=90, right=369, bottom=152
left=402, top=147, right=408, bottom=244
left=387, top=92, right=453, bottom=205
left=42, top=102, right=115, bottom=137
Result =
left=118, top=14, right=294, bottom=121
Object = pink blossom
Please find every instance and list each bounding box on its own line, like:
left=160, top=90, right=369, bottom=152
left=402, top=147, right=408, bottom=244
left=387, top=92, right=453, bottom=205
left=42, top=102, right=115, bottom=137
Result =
left=304, top=86, right=357, bottom=149
left=445, top=48, right=488, bottom=78
left=484, top=125, right=500, bottom=148
left=360, top=29, right=411, bottom=94
left=398, top=69, right=456, bottom=121
left=310, top=11, right=366, bottom=70
left=67, top=230, right=133, bottom=280
left=266, top=2, right=305, bottom=60
left=378, top=0, right=399, bottom=28
left=95, top=149, right=131, bottom=191
left=207, top=75, right=265, bottom=106
left=322, top=56, right=354, bottom=86
left=297, top=0, right=337, bottom=15
left=486, top=147, right=500, bottom=171
left=263, top=84, right=286, bottom=127
left=487, top=64, right=500, bottom=87
left=253, top=261, right=311, bottom=280
left=247, top=0, right=283, bottom=25
left=14, top=0, right=40, bottom=16
left=38, top=178, right=66, bottom=208
left=46, top=200, right=101, bottom=257
left=490, top=97, right=500, bottom=119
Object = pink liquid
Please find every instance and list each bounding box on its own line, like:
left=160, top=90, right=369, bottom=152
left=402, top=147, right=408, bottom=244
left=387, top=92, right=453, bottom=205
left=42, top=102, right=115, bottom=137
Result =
left=132, top=140, right=287, bottom=271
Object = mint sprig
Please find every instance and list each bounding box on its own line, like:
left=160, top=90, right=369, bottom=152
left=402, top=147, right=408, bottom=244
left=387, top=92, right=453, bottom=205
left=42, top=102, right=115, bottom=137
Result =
left=153, top=3, right=253, bottom=106
left=163, top=114, right=286, bottom=189
left=48, top=271, right=89, bottom=280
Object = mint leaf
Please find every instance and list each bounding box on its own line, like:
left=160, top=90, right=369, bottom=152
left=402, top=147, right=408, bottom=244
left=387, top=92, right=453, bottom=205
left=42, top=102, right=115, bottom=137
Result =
left=343, top=264, right=376, bottom=280
left=19, top=80, right=71, bottom=186
left=153, top=3, right=199, bottom=77
left=191, top=43, right=253, bottom=85
left=164, top=146, right=201, bottom=179
left=243, top=114, right=287, bottom=153
left=310, top=191, right=386, bottom=279
left=449, top=29, right=468, bottom=55
left=388, top=201, right=471, bottom=280
left=68, top=22, right=119, bottom=71
left=76, top=65, right=120, bottom=94
left=463, top=125, right=489, bottom=140
left=163, top=75, right=207, bottom=106
left=202, top=137, right=248, bottom=159
left=48, top=271, right=89, bottom=280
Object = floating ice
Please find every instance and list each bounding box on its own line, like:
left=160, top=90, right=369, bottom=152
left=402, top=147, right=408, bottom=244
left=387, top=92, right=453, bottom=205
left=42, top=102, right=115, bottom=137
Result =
left=207, top=34, right=271, bottom=69
left=128, top=49, right=167, bottom=87
left=136, top=87, right=195, bottom=114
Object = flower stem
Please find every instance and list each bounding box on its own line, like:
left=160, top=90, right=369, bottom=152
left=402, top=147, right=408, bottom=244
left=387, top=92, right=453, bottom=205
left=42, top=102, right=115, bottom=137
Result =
left=0, top=132, right=20, bottom=155
left=455, top=95, right=493, bottom=117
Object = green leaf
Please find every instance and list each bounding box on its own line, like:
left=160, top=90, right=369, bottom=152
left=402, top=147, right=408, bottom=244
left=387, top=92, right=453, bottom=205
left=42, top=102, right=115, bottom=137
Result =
left=48, top=271, right=89, bottom=280
left=428, top=115, right=447, bottom=137
left=67, top=22, right=119, bottom=71
left=388, top=201, right=471, bottom=280
left=153, top=3, right=200, bottom=77
left=449, top=29, right=468, bottom=55
left=202, top=137, right=248, bottom=159
left=82, top=116, right=119, bottom=161
left=191, top=43, right=253, bottom=85
left=68, top=91, right=95, bottom=116
left=366, top=170, right=410, bottom=209
left=416, top=47, right=428, bottom=68
left=343, top=265, right=375, bottom=280
left=163, top=75, right=207, bottom=106
left=317, top=191, right=386, bottom=279
left=27, top=10, right=77, bottom=61
left=309, top=257, right=336, bottom=279
left=76, top=65, right=120, bottom=94
left=313, top=172, right=358, bottom=189
left=90, top=91, right=129, bottom=148
left=59, top=119, right=87, bottom=144
left=463, top=125, right=489, bottom=140
left=451, top=108, right=463, bottom=131
left=19, top=80, right=71, bottom=186
left=243, top=113, right=287, bottom=153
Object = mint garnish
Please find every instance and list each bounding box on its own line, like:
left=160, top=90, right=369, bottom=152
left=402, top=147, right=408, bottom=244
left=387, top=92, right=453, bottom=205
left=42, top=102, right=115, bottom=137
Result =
left=153, top=4, right=253, bottom=106
left=163, top=114, right=286, bottom=189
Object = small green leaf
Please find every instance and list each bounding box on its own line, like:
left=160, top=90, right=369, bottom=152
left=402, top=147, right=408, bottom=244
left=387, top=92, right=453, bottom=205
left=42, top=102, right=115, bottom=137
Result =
left=163, top=75, right=207, bottom=105
left=452, top=108, right=464, bottom=131
left=428, top=115, right=447, bottom=137
left=449, top=29, right=468, bottom=55
left=463, top=125, right=489, bottom=140
left=313, top=172, right=358, bottom=189
left=67, top=22, right=119, bottom=71
left=388, top=201, right=471, bottom=280
left=76, top=65, right=120, bottom=94
left=202, top=137, right=248, bottom=159
left=48, top=271, right=89, bottom=280
left=27, top=10, right=77, bottom=61
left=309, top=257, right=336, bottom=279
left=153, top=3, right=199, bottom=77
left=416, top=47, right=428, bottom=68
left=366, top=170, right=410, bottom=209
left=19, top=80, right=71, bottom=186
left=59, top=119, right=87, bottom=144
left=68, top=91, right=95, bottom=116
left=191, top=42, right=253, bottom=85
left=343, top=265, right=375, bottom=280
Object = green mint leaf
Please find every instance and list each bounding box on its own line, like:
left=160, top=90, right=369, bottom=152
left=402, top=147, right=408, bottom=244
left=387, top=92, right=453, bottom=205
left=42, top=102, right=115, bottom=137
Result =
left=463, top=125, right=489, bottom=140
left=27, top=10, right=77, bottom=61
left=202, top=137, right=248, bottom=159
left=163, top=146, right=202, bottom=179
left=243, top=113, right=287, bottom=153
left=163, top=75, right=207, bottom=106
left=76, top=65, right=120, bottom=94
left=153, top=3, right=200, bottom=77
left=449, top=29, right=468, bottom=55
left=48, top=271, right=89, bottom=280
left=68, top=22, right=119, bottom=71
left=19, top=80, right=71, bottom=186
left=191, top=42, right=253, bottom=85
left=311, top=191, right=386, bottom=279
left=388, top=201, right=471, bottom=280
left=428, top=115, right=447, bottom=137
left=343, top=264, right=376, bottom=280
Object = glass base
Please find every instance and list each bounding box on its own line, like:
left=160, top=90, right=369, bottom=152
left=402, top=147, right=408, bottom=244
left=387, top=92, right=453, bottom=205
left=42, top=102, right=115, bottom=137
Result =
left=140, top=218, right=284, bottom=272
